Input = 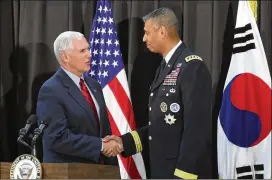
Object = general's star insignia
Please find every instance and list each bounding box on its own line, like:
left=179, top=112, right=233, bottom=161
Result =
left=164, top=113, right=176, bottom=125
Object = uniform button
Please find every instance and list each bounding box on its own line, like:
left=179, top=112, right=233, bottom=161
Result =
left=150, top=93, right=153, bottom=97
left=168, top=64, right=171, bottom=67
left=166, top=93, right=169, bottom=96
left=148, top=121, right=151, bottom=125
left=149, top=136, right=152, bottom=140
left=149, top=107, right=152, bottom=111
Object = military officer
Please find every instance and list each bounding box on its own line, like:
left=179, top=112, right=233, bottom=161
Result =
left=104, top=7, right=213, bottom=179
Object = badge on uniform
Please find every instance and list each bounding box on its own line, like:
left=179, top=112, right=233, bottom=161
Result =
left=170, top=103, right=180, bottom=113
left=185, top=55, right=203, bottom=62
left=169, top=88, right=176, bottom=93
left=160, top=102, right=167, bottom=112
left=163, top=68, right=180, bottom=86
left=176, top=63, right=182, bottom=67
left=164, top=113, right=176, bottom=125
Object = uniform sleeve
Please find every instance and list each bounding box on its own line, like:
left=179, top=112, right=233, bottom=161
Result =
left=174, top=60, right=212, bottom=179
left=36, top=85, right=102, bottom=162
left=120, top=125, right=149, bottom=157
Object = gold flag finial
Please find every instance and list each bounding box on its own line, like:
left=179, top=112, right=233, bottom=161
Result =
left=249, top=0, right=258, bottom=20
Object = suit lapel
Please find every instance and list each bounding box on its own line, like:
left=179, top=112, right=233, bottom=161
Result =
left=151, top=43, right=186, bottom=92
left=58, top=68, right=99, bottom=135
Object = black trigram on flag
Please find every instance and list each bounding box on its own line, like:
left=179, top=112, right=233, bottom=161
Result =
left=236, top=164, right=264, bottom=179
left=233, top=23, right=256, bottom=54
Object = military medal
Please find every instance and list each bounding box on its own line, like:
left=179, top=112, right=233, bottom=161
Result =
left=164, top=113, right=176, bottom=125
left=163, top=68, right=180, bottom=86
left=160, top=102, right=167, bottom=112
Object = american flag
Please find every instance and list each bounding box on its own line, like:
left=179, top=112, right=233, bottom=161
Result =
left=88, top=0, right=146, bottom=179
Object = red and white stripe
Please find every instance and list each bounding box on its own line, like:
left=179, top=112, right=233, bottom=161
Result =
left=103, top=68, right=146, bottom=179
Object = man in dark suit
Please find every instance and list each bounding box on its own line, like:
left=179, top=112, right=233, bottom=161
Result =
left=36, top=31, right=122, bottom=164
left=104, top=8, right=213, bottom=178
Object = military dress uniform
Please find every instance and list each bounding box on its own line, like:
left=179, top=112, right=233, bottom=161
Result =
left=121, top=42, right=213, bottom=179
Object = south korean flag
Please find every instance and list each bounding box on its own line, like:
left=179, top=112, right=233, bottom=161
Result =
left=217, top=1, right=271, bottom=179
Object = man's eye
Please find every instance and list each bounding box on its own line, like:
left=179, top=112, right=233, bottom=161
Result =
left=81, top=48, right=88, bottom=52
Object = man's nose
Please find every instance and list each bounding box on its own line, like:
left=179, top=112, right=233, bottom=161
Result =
left=143, top=34, right=146, bottom=42
left=87, top=51, right=91, bottom=58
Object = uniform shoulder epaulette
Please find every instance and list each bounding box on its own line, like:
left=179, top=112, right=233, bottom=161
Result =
left=185, top=55, right=203, bottom=62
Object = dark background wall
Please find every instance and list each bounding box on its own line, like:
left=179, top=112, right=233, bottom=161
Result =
left=0, top=0, right=271, bottom=177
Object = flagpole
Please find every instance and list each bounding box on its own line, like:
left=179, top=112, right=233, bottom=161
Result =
left=249, top=0, right=258, bottom=21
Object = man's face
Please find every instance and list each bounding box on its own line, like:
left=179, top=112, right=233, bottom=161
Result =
left=143, top=19, right=162, bottom=53
left=63, top=38, right=91, bottom=76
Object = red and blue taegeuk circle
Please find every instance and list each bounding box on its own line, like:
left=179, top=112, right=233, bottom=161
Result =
left=220, top=73, right=271, bottom=147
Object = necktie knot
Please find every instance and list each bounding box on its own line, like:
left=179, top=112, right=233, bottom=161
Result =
left=79, top=78, right=84, bottom=85
left=80, top=79, right=87, bottom=91
left=161, top=58, right=166, bottom=66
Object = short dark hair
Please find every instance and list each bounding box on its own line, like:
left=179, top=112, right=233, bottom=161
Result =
left=142, top=7, right=179, bottom=30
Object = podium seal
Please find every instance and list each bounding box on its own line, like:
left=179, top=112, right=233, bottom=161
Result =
left=10, top=154, right=42, bottom=179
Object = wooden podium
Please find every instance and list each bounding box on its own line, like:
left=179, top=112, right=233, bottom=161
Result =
left=0, top=162, right=120, bottom=179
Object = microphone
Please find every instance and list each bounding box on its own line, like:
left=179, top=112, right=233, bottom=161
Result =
left=17, top=114, right=37, bottom=149
left=31, top=117, right=49, bottom=157
left=31, top=117, right=50, bottom=146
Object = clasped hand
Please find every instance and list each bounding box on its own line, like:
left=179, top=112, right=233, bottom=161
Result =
left=102, top=135, right=123, bottom=157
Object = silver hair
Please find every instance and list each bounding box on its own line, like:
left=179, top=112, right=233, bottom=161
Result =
left=142, top=7, right=179, bottom=30
left=53, top=31, right=85, bottom=64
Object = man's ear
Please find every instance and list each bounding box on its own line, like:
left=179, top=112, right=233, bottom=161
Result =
left=159, top=26, right=167, bottom=39
left=60, top=51, right=68, bottom=63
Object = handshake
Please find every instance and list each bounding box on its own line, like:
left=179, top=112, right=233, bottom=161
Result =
left=102, top=135, right=123, bottom=157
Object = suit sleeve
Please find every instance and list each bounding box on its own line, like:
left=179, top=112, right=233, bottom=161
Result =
left=174, top=60, right=212, bottom=179
left=120, top=125, right=149, bottom=157
left=36, top=85, right=102, bottom=162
